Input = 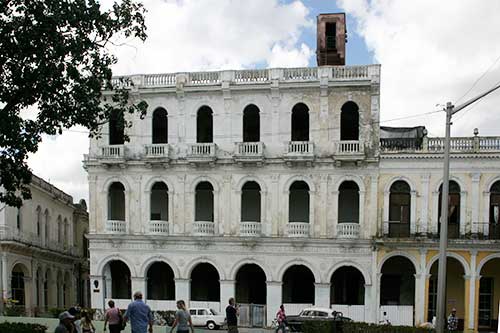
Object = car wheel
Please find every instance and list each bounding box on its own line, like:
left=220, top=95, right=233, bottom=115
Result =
left=207, top=321, right=216, bottom=330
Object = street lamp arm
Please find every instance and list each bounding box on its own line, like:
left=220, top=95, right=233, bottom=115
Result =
left=452, top=83, right=500, bottom=115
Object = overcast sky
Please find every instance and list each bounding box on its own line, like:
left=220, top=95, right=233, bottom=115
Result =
left=27, top=0, right=500, bottom=203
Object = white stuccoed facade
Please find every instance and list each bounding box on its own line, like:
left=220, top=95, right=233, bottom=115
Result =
left=84, top=66, right=500, bottom=331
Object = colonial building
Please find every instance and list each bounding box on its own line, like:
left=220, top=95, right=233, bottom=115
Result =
left=84, top=14, right=500, bottom=332
left=0, top=175, right=90, bottom=314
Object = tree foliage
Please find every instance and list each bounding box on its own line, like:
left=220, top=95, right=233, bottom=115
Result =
left=0, top=0, right=148, bottom=207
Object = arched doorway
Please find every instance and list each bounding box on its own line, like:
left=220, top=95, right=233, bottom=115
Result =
left=235, top=264, right=266, bottom=304
left=11, top=263, right=29, bottom=307
left=428, top=257, right=465, bottom=328
left=150, top=182, right=169, bottom=221
left=438, top=180, right=461, bottom=239
left=197, top=106, right=213, bottom=143
left=340, top=102, right=359, bottom=141
left=291, top=103, right=309, bottom=141
left=152, top=107, right=168, bottom=144
left=338, top=181, right=360, bottom=224
left=389, top=181, right=411, bottom=237
left=478, top=258, right=500, bottom=330
left=331, top=267, right=365, bottom=305
left=195, top=182, right=214, bottom=222
left=191, top=263, right=220, bottom=302
left=289, top=181, right=310, bottom=223
left=108, top=182, right=125, bottom=221
left=243, top=105, right=260, bottom=142
left=241, top=181, right=261, bottom=223
left=103, top=260, right=131, bottom=300
left=146, top=262, right=175, bottom=300
left=282, top=265, right=315, bottom=305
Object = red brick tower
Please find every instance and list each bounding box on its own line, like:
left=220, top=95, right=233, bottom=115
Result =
left=316, top=13, right=346, bottom=66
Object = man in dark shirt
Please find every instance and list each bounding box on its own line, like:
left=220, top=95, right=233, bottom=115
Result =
left=225, top=297, right=239, bottom=333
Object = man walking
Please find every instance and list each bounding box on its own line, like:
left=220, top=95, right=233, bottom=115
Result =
left=124, top=291, right=154, bottom=333
left=225, top=297, right=239, bottom=333
left=447, top=308, right=458, bottom=331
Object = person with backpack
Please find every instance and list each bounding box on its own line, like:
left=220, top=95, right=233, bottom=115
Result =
left=104, top=300, right=124, bottom=333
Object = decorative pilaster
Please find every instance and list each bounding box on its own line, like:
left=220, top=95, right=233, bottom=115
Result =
left=314, top=283, right=331, bottom=308
left=220, top=280, right=236, bottom=312
left=174, top=279, right=190, bottom=305
left=369, top=175, right=378, bottom=238
left=471, top=174, right=481, bottom=235
left=420, top=174, right=431, bottom=235
left=467, top=251, right=478, bottom=330
left=266, top=281, right=282, bottom=326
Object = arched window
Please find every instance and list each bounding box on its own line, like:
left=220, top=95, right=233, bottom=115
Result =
left=150, top=182, right=169, bottom=221
left=282, top=265, right=314, bottom=303
left=197, top=106, right=213, bottom=143
left=36, top=206, right=42, bottom=236
left=289, top=181, right=310, bottom=223
left=338, top=181, right=359, bottom=223
left=291, top=103, right=309, bottom=141
left=109, top=109, right=125, bottom=145
left=57, top=216, right=62, bottom=243
left=195, top=182, right=214, bottom=222
left=243, top=105, right=260, bottom=142
left=11, top=264, right=28, bottom=306
left=108, top=182, right=126, bottom=221
left=241, top=181, right=261, bottom=222
left=63, top=218, right=68, bottom=246
left=489, top=181, right=500, bottom=239
left=44, top=209, right=50, bottom=241
left=152, top=107, right=168, bottom=144
left=438, top=180, right=461, bottom=239
left=340, top=101, right=359, bottom=141
left=389, top=181, right=411, bottom=237
left=380, top=256, right=416, bottom=306
left=16, top=207, right=22, bottom=230
left=235, top=264, right=266, bottom=304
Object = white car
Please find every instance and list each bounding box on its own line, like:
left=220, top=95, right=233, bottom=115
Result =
left=189, top=307, right=226, bottom=330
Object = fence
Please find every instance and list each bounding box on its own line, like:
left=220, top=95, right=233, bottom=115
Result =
left=238, top=304, right=266, bottom=327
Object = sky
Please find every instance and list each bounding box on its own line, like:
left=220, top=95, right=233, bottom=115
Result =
left=27, top=0, right=500, bottom=203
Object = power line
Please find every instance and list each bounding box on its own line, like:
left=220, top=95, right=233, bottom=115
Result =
left=455, top=53, right=500, bottom=104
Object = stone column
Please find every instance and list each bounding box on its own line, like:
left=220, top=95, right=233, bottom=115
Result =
left=331, top=190, right=339, bottom=237
left=467, top=251, right=478, bottom=330
left=414, top=249, right=428, bottom=325
left=382, top=190, right=390, bottom=235
left=432, top=190, right=439, bottom=234
left=410, top=190, right=417, bottom=235
left=359, top=190, right=366, bottom=238
left=1, top=253, right=9, bottom=301
left=471, top=174, right=481, bottom=235
left=131, top=277, right=146, bottom=298
left=482, top=190, right=490, bottom=236
left=420, top=174, right=431, bottom=235
left=220, top=280, right=235, bottom=313
left=369, top=175, right=378, bottom=238
left=234, top=190, right=241, bottom=236
left=314, top=283, right=330, bottom=308
left=266, top=282, right=282, bottom=327
left=261, top=190, right=270, bottom=236
left=175, top=278, right=190, bottom=305
left=90, top=275, right=105, bottom=310
left=368, top=249, right=379, bottom=323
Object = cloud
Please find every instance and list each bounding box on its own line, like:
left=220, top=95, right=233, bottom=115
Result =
left=27, top=0, right=314, bottom=201
left=338, top=0, right=500, bottom=136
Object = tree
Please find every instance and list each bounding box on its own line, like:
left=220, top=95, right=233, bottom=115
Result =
left=0, top=0, right=148, bottom=207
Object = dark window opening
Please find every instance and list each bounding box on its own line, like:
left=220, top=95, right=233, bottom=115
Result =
left=11, top=267, right=25, bottom=306
left=243, top=105, right=260, bottom=142
left=331, top=267, right=365, bottom=305
left=109, top=110, right=125, bottom=145
left=291, top=103, right=309, bottom=141
left=195, top=182, right=214, bottom=222
left=325, top=22, right=336, bottom=49
left=338, top=181, right=359, bottom=223
left=489, top=181, right=500, bottom=239
left=289, top=181, right=310, bottom=223
left=152, top=107, right=168, bottom=144
left=241, top=181, right=261, bottom=222
left=150, top=182, right=169, bottom=221
left=109, top=260, right=131, bottom=299
left=282, top=265, right=314, bottom=303
left=108, top=182, right=125, bottom=221
left=197, top=106, right=213, bottom=143
left=147, top=262, right=175, bottom=300
left=236, top=264, right=266, bottom=304
left=191, top=263, right=220, bottom=301
left=389, top=181, right=411, bottom=237
left=380, top=256, right=416, bottom=306
left=438, top=180, right=460, bottom=238
left=340, top=102, right=359, bottom=141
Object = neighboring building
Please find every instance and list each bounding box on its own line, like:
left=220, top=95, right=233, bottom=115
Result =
left=84, top=14, right=500, bottom=332
left=0, top=175, right=90, bottom=314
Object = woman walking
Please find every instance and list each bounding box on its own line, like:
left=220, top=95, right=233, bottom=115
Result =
left=80, top=310, right=96, bottom=333
left=169, top=300, right=194, bottom=333
left=104, top=300, right=123, bottom=333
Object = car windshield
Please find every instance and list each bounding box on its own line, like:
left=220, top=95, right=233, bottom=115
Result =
left=210, top=309, right=218, bottom=315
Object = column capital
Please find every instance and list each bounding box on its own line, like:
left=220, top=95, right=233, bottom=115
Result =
left=314, top=283, right=331, bottom=288
left=174, top=278, right=190, bottom=282
left=469, top=249, right=478, bottom=256
left=219, top=279, right=236, bottom=285
left=266, top=281, right=282, bottom=287
left=418, top=248, right=428, bottom=256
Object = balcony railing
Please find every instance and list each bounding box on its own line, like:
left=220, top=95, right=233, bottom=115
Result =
left=335, top=140, right=363, bottom=154
left=235, top=142, right=264, bottom=159
left=145, top=144, right=169, bottom=158
left=287, top=222, right=310, bottom=238
left=148, top=221, right=169, bottom=235
left=187, top=143, right=216, bottom=159
left=388, top=222, right=410, bottom=238
left=192, top=221, right=215, bottom=236
left=240, top=222, right=262, bottom=237
left=285, top=141, right=314, bottom=160
left=381, top=136, right=500, bottom=153
left=100, top=145, right=124, bottom=158
left=106, top=220, right=126, bottom=234
left=337, top=223, right=360, bottom=239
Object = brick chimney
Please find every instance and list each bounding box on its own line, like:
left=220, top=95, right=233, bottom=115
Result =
left=316, top=13, right=346, bottom=66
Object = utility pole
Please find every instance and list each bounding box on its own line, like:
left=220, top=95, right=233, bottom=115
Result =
left=435, top=82, right=500, bottom=332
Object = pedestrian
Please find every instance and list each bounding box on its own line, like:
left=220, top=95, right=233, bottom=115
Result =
left=447, top=308, right=458, bottom=331
left=81, top=310, right=96, bottom=333
left=124, top=291, right=154, bottom=333
left=55, top=311, right=75, bottom=333
left=225, top=297, right=239, bottom=333
left=275, top=304, right=286, bottom=333
left=104, top=300, right=124, bottom=333
left=169, top=300, right=195, bottom=333
left=68, top=306, right=81, bottom=333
